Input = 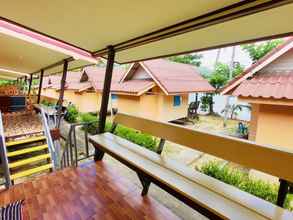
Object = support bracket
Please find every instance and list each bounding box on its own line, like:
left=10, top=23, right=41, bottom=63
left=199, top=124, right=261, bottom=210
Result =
left=277, top=179, right=289, bottom=207
left=137, top=172, right=151, bottom=196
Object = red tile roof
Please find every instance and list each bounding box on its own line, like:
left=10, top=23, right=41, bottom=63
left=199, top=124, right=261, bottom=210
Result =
left=124, top=59, right=214, bottom=95
left=43, top=59, right=214, bottom=95
left=82, top=66, right=125, bottom=91
left=111, top=80, right=155, bottom=95
left=43, top=72, right=88, bottom=90
left=232, top=71, right=293, bottom=99
left=221, top=37, right=293, bottom=95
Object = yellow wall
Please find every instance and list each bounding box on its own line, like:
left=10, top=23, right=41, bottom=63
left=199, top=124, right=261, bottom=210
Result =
left=248, top=103, right=293, bottom=182
left=116, top=87, right=189, bottom=122
left=248, top=103, right=259, bottom=141
left=42, top=88, right=102, bottom=113
left=66, top=91, right=101, bottom=113
left=253, top=104, right=293, bottom=150
left=249, top=103, right=293, bottom=150
left=42, top=87, right=189, bottom=120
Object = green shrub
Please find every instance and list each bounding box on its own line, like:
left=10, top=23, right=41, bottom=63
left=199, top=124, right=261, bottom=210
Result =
left=79, top=114, right=158, bottom=151
left=41, top=99, right=54, bottom=107
left=200, top=161, right=293, bottom=211
left=80, top=113, right=98, bottom=134
left=114, top=125, right=158, bottom=151
left=64, top=104, right=79, bottom=123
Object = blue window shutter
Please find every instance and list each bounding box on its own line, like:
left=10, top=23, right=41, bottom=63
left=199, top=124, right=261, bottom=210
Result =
left=173, top=96, right=181, bottom=106
left=111, top=94, right=118, bottom=100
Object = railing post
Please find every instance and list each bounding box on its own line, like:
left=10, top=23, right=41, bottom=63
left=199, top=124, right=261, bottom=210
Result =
left=37, top=70, right=44, bottom=104
left=157, top=139, right=166, bottom=155
left=27, top=74, right=33, bottom=96
left=0, top=112, right=11, bottom=188
left=277, top=179, right=289, bottom=207
left=57, top=60, right=68, bottom=128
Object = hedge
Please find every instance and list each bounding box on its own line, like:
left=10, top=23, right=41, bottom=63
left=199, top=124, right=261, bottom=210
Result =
left=200, top=161, right=293, bottom=211
left=64, top=104, right=79, bottom=123
left=79, top=113, right=158, bottom=151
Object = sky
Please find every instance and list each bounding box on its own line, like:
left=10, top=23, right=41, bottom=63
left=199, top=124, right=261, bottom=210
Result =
left=198, top=45, right=252, bottom=70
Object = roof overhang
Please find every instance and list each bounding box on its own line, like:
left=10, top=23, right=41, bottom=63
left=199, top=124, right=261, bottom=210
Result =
left=0, top=0, right=293, bottom=78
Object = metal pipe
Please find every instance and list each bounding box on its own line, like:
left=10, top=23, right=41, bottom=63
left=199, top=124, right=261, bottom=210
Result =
left=57, top=60, right=68, bottom=128
left=27, top=74, right=33, bottom=96
left=84, top=126, right=89, bottom=158
left=73, top=127, right=78, bottom=167
left=37, top=70, right=44, bottom=104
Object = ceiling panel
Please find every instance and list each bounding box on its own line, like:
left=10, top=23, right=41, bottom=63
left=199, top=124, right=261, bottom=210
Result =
left=0, top=0, right=240, bottom=51
left=115, top=3, right=293, bottom=63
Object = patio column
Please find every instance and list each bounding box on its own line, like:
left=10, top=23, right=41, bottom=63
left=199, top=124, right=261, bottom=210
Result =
left=57, top=59, right=68, bottom=128
left=98, top=45, right=115, bottom=134
left=94, top=46, right=115, bottom=161
left=27, top=74, right=33, bottom=96
left=37, top=70, right=44, bottom=104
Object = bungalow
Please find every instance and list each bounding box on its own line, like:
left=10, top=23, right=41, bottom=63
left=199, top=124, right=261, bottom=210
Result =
left=42, top=59, right=214, bottom=121
left=42, top=68, right=125, bottom=112
left=221, top=37, right=293, bottom=151
left=111, top=59, right=214, bottom=121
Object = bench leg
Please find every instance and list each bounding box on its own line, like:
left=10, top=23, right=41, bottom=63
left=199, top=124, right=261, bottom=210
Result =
left=277, top=179, right=289, bottom=207
left=137, top=173, right=151, bottom=196
left=94, top=148, right=105, bottom=161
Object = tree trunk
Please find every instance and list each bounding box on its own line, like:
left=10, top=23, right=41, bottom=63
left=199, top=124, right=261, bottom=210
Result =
left=208, top=94, right=215, bottom=115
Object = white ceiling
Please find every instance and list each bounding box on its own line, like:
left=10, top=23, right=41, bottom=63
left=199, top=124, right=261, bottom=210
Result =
left=0, top=0, right=292, bottom=79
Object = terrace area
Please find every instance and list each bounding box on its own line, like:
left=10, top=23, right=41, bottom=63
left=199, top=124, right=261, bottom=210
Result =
left=0, top=160, right=182, bottom=220
left=0, top=2, right=293, bottom=220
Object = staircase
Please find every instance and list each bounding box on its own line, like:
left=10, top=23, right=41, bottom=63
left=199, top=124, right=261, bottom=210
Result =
left=6, top=134, right=53, bottom=182
left=0, top=110, right=55, bottom=187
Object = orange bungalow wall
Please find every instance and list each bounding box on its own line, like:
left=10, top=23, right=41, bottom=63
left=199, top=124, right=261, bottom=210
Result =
left=241, top=49, right=293, bottom=151
left=241, top=97, right=293, bottom=150
left=116, top=86, right=189, bottom=122
left=41, top=88, right=103, bottom=113
left=42, top=86, right=189, bottom=121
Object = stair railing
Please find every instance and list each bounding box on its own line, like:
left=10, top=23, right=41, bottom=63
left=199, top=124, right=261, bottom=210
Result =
left=40, top=108, right=57, bottom=169
left=0, top=111, right=11, bottom=188
left=60, top=121, right=97, bottom=168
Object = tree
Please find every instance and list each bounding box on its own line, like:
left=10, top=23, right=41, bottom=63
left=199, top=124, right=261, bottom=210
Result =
left=201, top=62, right=244, bottom=115
left=241, top=39, right=283, bottom=62
left=168, top=54, right=202, bottom=66
left=208, top=62, right=243, bottom=90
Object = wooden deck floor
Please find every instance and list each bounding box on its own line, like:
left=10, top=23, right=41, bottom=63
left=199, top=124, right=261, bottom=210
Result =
left=0, top=161, right=180, bottom=220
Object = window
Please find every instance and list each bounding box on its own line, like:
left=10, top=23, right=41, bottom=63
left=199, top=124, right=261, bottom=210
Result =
left=111, top=94, right=118, bottom=100
left=173, top=95, right=181, bottom=107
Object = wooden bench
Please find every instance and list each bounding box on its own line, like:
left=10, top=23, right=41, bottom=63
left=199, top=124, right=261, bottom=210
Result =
left=89, top=113, right=293, bottom=220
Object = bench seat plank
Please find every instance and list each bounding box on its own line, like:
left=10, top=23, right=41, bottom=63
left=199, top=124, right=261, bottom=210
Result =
left=90, top=133, right=293, bottom=220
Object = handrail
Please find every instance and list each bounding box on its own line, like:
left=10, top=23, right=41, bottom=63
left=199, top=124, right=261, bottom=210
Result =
left=0, top=111, right=11, bottom=188
left=60, top=121, right=97, bottom=168
left=40, top=108, right=56, bottom=169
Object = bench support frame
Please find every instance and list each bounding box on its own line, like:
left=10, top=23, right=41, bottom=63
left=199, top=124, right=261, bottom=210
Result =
left=90, top=140, right=224, bottom=220
left=277, top=179, right=289, bottom=207
left=137, top=173, right=151, bottom=196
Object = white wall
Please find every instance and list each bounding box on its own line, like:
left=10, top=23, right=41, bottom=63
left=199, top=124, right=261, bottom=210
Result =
left=189, top=93, right=251, bottom=121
